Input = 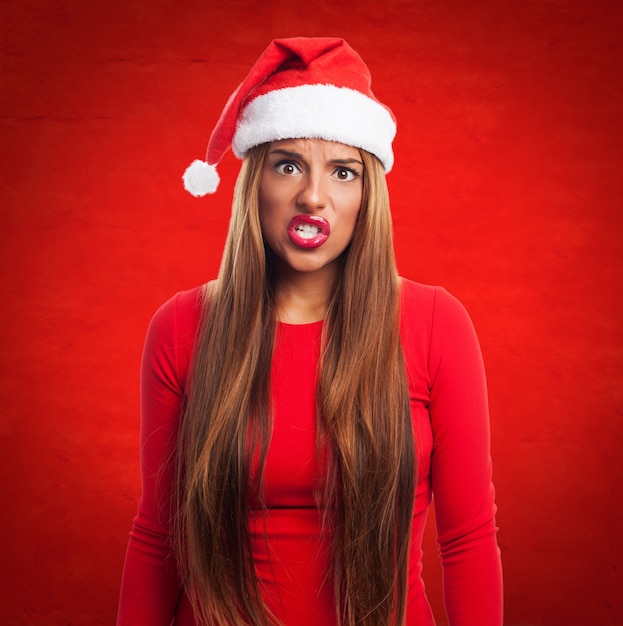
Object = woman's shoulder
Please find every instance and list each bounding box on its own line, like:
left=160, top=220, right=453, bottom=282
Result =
left=399, top=277, right=465, bottom=318
left=141, top=283, right=212, bottom=389
left=399, top=277, right=438, bottom=306
left=399, top=277, right=477, bottom=346
left=147, top=282, right=212, bottom=347
left=153, top=283, right=203, bottom=321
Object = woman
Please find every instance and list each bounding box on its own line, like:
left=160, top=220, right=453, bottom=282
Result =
left=117, top=37, right=503, bottom=626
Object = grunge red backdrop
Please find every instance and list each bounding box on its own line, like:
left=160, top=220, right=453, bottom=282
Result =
left=1, top=1, right=622, bottom=624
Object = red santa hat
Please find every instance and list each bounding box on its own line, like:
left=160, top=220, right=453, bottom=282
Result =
left=182, top=37, right=397, bottom=197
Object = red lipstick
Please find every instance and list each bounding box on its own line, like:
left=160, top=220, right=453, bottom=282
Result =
left=287, top=215, right=330, bottom=249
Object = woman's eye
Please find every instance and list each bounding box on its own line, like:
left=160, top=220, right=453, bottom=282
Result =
left=275, top=161, right=300, bottom=175
left=334, top=167, right=358, bottom=182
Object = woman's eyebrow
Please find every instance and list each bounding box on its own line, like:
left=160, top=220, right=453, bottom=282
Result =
left=268, top=149, right=303, bottom=158
left=269, top=149, right=363, bottom=167
left=330, top=158, right=363, bottom=166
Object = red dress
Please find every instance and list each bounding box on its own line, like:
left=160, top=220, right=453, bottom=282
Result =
left=117, top=279, right=503, bottom=625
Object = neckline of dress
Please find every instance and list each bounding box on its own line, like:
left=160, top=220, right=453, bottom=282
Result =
left=277, top=319, right=324, bottom=329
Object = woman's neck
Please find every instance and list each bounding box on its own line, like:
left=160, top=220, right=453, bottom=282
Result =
left=272, top=265, right=335, bottom=325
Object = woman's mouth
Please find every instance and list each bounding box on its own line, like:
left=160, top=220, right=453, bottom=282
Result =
left=287, top=215, right=330, bottom=249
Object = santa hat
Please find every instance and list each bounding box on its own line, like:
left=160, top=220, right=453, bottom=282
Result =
left=182, top=37, right=397, bottom=197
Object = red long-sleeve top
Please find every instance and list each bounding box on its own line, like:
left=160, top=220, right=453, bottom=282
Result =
left=117, top=278, right=503, bottom=625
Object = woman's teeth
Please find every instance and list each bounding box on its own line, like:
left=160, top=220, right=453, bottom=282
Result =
left=296, top=224, right=321, bottom=239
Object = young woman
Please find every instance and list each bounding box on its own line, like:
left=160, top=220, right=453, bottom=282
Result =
left=117, top=37, right=503, bottom=626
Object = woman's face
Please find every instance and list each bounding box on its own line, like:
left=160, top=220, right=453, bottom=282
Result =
left=259, top=138, right=363, bottom=278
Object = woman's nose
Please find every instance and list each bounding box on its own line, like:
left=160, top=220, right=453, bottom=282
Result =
left=297, top=173, right=327, bottom=212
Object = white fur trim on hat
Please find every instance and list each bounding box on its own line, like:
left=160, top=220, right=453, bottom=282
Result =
left=182, top=160, right=221, bottom=196
left=231, top=84, right=396, bottom=172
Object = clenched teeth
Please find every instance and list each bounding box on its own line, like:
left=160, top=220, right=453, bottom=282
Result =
left=295, top=224, right=321, bottom=239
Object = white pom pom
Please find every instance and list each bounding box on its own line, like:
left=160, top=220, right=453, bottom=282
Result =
left=182, top=160, right=220, bottom=197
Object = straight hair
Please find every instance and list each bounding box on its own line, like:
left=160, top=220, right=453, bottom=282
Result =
left=174, top=143, right=415, bottom=626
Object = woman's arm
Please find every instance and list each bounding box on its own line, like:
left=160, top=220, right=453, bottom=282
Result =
left=117, top=293, right=195, bottom=625
left=428, top=288, right=503, bottom=625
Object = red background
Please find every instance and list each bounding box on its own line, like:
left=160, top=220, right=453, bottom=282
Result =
left=1, top=1, right=622, bottom=624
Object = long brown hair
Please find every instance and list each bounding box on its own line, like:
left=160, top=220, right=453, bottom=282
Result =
left=174, top=144, right=415, bottom=626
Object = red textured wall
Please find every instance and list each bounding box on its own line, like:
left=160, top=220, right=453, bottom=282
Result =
left=1, top=1, right=622, bottom=624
